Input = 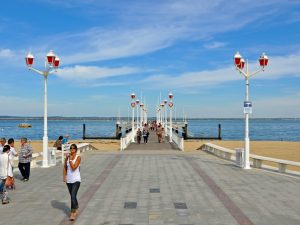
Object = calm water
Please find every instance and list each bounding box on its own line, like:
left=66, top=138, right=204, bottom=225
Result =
left=0, top=118, right=299, bottom=141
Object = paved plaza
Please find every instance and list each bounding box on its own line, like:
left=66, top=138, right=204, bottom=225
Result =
left=1, top=134, right=300, bottom=225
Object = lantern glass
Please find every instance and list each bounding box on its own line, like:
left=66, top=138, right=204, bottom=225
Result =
left=234, top=52, right=242, bottom=65
left=54, top=57, right=60, bottom=68
left=25, top=53, right=34, bottom=66
left=47, top=50, right=55, bottom=64
left=259, top=53, right=268, bottom=67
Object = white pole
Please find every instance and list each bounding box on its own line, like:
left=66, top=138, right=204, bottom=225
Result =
left=164, top=104, right=167, bottom=135
left=169, top=106, right=173, bottom=143
left=132, top=106, right=135, bottom=142
left=42, top=72, right=49, bottom=167
left=244, top=60, right=250, bottom=169
left=136, top=103, right=139, bottom=128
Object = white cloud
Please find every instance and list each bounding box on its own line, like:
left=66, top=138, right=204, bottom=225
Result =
left=141, top=52, right=300, bottom=89
left=26, top=1, right=293, bottom=65
left=56, top=65, right=141, bottom=81
left=0, top=49, right=14, bottom=58
left=204, top=42, right=227, bottom=49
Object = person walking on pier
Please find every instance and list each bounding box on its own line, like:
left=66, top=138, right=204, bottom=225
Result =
left=18, top=137, right=33, bottom=182
left=143, top=124, right=149, bottom=143
left=136, top=128, right=142, bottom=144
left=156, top=124, right=163, bottom=143
left=64, top=144, right=81, bottom=221
left=0, top=145, right=12, bottom=204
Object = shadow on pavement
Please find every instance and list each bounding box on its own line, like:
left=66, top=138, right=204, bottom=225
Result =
left=51, top=200, right=70, bottom=216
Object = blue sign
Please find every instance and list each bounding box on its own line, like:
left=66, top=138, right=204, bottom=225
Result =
left=244, top=101, right=252, bottom=114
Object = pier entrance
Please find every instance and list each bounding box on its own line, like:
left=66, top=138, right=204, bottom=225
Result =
left=125, top=130, right=179, bottom=151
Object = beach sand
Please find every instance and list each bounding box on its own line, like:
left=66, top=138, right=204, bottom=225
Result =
left=14, top=139, right=300, bottom=171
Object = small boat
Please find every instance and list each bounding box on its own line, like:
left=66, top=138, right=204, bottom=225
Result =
left=18, top=123, right=32, bottom=128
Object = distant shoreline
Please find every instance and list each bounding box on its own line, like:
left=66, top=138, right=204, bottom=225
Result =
left=0, top=116, right=299, bottom=121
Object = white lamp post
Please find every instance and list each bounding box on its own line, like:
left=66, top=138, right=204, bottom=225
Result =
left=140, top=103, right=144, bottom=127
left=234, top=51, right=269, bottom=169
left=168, top=93, right=173, bottom=143
left=25, top=50, right=60, bottom=168
left=160, top=103, right=164, bottom=126
left=131, top=93, right=136, bottom=142
left=164, top=99, right=168, bottom=134
left=136, top=99, right=140, bottom=128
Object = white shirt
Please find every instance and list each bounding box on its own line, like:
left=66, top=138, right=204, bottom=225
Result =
left=0, top=152, right=13, bottom=179
left=9, top=147, right=17, bottom=167
left=66, top=155, right=81, bottom=183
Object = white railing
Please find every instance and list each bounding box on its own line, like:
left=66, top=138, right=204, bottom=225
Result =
left=166, top=126, right=184, bottom=151
left=14, top=143, right=96, bottom=169
left=201, top=143, right=300, bottom=174
left=120, top=128, right=138, bottom=151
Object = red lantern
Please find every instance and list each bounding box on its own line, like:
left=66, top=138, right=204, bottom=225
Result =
left=237, top=58, right=245, bottom=70
left=131, top=102, right=135, bottom=108
left=164, top=99, right=167, bottom=104
left=47, top=50, right=56, bottom=64
left=25, top=52, right=34, bottom=67
left=259, top=53, right=268, bottom=67
left=53, top=56, right=60, bottom=68
left=234, top=52, right=242, bottom=66
left=169, top=93, right=173, bottom=99
left=140, top=103, right=144, bottom=107
left=168, top=102, right=174, bottom=108
left=136, top=99, right=140, bottom=104
left=131, top=93, right=135, bottom=99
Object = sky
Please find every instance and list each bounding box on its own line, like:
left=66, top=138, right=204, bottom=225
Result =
left=0, top=0, right=300, bottom=118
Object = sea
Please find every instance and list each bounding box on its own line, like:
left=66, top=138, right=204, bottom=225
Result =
left=0, top=118, right=299, bottom=141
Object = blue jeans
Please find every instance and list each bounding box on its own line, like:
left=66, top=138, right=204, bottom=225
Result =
left=0, top=179, right=8, bottom=203
left=67, top=182, right=80, bottom=212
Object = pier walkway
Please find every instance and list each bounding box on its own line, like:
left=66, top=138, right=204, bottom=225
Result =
left=1, top=148, right=300, bottom=225
left=126, top=130, right=178, bottom=151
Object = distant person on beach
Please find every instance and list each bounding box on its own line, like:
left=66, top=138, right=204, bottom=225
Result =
left=8, top=138, right=18, bottom=172
left=62, top=135, right=70, bottom=145
left=18, top=137, right=33, bottom=182
left=136, top=128, right=142, bottom=144
left=0, top=145, right=12, bottom=204
left=54, top=136, right=63, bottom=150
left=63, top=144, right=81, bottom=221
left=0, top=138, right=6, bottom=153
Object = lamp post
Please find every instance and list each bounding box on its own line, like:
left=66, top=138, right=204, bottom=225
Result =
left=160, top=103, right=165, bottom=126
left=140, top=103, right=144, bottom=127
left=25, top=50, right=60, bottom=168
left=131, top=93, right=136, bottom=142
left=164, top=99, right=168, bottom=134
left=168, top=93, right=174, bottom=142
left=136, top=99, right=140, bottom=128
left=234, top=51, right=269, bottom=169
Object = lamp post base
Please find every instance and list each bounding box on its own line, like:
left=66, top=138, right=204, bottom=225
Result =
left=42, top=136, right=49, bottom=168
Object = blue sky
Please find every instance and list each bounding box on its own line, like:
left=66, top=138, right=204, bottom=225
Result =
left=0, top=0, right=300, bottom=118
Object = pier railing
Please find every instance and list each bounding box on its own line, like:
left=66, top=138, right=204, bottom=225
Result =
left=166, top=126, right=184, bottom=151
left=14, top=143, right=96, bottom=169
left=120, top=128, right=138, bottom=151
left=201, top=143, right=300, bottom=174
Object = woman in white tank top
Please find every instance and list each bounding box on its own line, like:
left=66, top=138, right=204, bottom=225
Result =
left=63, top=144, right=81, bottom=221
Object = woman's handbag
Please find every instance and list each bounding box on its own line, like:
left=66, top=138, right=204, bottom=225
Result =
left=5, top=176, right=15, bottom=190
